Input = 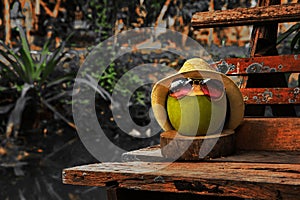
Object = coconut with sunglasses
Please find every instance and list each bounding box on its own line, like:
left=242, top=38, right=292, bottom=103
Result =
left=167, top=76, right=227, bottom=136
left=151, top=58, right=244, bottom=159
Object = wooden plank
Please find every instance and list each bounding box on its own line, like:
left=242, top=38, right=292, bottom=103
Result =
left=63, top=161, right=300, bottom=199
left=215, top=151, right=300, bottom=164
left=122, top=145, right=300, bottom=164
left=122, top=145, right=171, bottom=162
left=160, top=130, right=235, bottom=160
left=215, top=55, right=300, bottom=74
left=191, top=3, right=300, bottom=28
left=250, top=0, right=280, bottom=57
left=236, top=117, right=300, bottom=151
left=240, top=88, right=300, bottom=104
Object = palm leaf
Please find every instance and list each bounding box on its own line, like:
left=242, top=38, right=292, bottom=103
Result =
left=291, top=31, right=300, bottom=53
left=17, top=25, right=35, bottom=82
left=277, top=22, right=300, bottom=45
left=0, top=60, right=19, bottom=78
left=39, top=33, right=75, bottom=84
left=44, top=91, right=68, bottom=103
left=40, top=42, right=66, bottom=84
left=46, top=73, right=75, bottom=88
left=5, top=84, right=33, bottom=138
left=0, top=104, right=14, bottom=114
left=40, top=98, right=76, bottom=130
left=35, top=39, right=51, bottom=79
left=0, top=41, right=29, bottom=82
left=0, top=86, right=10, bottom=92
left=75, top=75, right=111, bottom=101
left=0, top=49, right=26, bottom=80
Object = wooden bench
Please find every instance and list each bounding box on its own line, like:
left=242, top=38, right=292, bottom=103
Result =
left=63, top=2, right=300, bottom=199
left=215, top=55, right=300, bottom=151
left=63, top=155, right=300, bottom=200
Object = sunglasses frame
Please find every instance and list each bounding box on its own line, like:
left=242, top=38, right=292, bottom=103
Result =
left=168, top=77, right=225, bottom=101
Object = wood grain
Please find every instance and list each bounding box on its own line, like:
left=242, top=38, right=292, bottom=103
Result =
left=236, top=117, right=300, bottom=151
left=122, top=146, right=300, bottom=164
left=191, top=3, right=300, bottom=28
left=214, top=55, right=300, bottom=104
left=249, top=0, right=280, bottom=57
left=160, top=130, right=235, bottom=160
left=122, top=145, right=170, bottom=162
left=240, top=88, right=300, bottom=104
left=215, top=55, right=300, bottom=74
left=63, top=161, right=300, bottom=199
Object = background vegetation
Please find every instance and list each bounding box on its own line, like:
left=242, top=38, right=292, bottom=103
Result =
left=0, top=0, right=299, bottom=199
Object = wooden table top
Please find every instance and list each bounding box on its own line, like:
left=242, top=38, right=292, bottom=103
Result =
left=63, top=149, right=300, bottom=199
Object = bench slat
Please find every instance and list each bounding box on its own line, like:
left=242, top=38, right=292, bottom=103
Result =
left=241, top=87, right=300, bottom=104
left=215, top=55, right=300, bottom=74
left=236, top=117, right=300, bottom=151
left=63, top=161, right=300, bottom=199
left=192, top=3, right=300, bottom=28
left=122, top=145, right=300, bottom=163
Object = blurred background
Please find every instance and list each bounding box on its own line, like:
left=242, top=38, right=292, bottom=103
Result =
left=0, top=0, right=299, bottom=199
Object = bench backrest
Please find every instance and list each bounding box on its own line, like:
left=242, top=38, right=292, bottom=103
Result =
left=192, top=2, right=300, bottom=117
left=215, top=55, right=300, bottom=105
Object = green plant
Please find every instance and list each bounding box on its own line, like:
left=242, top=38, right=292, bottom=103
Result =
left=89, top=0, right=113, bottom=40
left=96, top=63, right=117, bottom=93
left=0, top=26, right=78, bottom=137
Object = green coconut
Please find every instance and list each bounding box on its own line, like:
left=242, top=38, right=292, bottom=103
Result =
left=167, top=95, right=226, bottom=136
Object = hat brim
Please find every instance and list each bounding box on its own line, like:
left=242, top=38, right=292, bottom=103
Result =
left=151, top=69, right=244, bottom=131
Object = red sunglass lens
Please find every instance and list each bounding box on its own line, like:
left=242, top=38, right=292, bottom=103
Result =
left=168, top=78, right=224, bottom=100
left=169, top=78, right=192, bottom=99
left=201, top=79, right=224, bottom=100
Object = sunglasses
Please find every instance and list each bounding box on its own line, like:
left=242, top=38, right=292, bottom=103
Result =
left=168, top=78, right=225, bottom=100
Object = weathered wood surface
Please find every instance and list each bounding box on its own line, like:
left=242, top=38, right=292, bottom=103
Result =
left=124, top=118, right=300, bottom=155
left=63, top=161, right=300, bottom=199
left=216, top=151, right=300, bottom=164
left=122, top=145, right=170, bottom=162
left=236, top=117, right=300, bottom=151
left=160, top=130, right=235, bottom=160
left=240, top=88, right=300, bottom=104
left=250, top=0, right=280, bottom=57
left=215, top=55, right=300, bottom=75
left=214, top=55, right=300, bottom=104
left=192, top=3, right=300, bottom=28
left=122, top=145, right=300, bottom=164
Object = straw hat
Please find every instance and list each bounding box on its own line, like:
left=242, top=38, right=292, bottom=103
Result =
left=151, top=58, right=244, bottom=132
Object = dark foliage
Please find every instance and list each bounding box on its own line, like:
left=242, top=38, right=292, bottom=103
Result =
left=1, top=1, right=300, bottom=199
